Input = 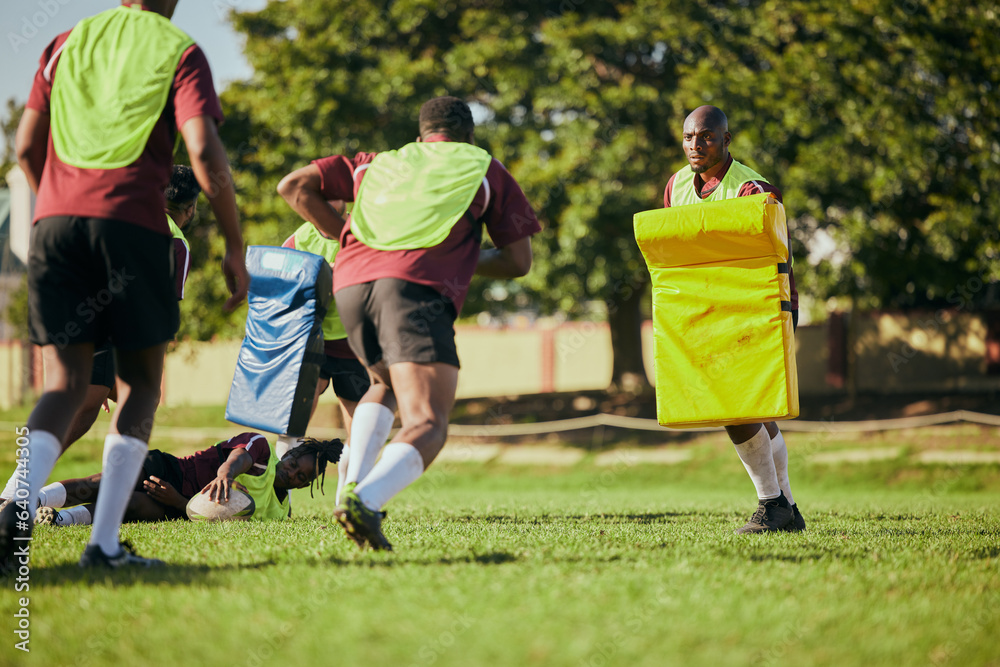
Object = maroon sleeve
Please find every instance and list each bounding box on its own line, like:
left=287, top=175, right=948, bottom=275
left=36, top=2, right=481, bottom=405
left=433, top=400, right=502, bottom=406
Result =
left=25, top=33, right=71, bottom=114
left=218, top=433, right=271, bottom=476
left=481, top=159, right=541, bottom=248
left=737, top=180, right=783, bottom=204
left=172, top=44, right=224, bottom=131
left=173, top=236, right=190, bottom=300
left=312, top=153, right=377, bottom=201
left=663, top=173, right=677, bottom=208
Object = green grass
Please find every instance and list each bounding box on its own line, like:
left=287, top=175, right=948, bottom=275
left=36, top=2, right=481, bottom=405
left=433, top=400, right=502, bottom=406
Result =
left=2, top=428, right=999, bottom=667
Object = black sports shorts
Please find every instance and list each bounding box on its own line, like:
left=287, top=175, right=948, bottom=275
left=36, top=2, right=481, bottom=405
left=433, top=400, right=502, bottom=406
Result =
left=29, top=216, right=179, bottom=351
left=90, top=341, right=116, bottom=389
left=319, top=354, right=371, bottom=402
left=138, top=449, right=186, bottom=520
left=335, top=278, right=461, bottom=369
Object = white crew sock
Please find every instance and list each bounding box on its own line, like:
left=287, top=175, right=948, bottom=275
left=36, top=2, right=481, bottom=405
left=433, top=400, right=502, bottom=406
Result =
left=89, top=434, right=147, bottom=556
left=1, top=472, right=18, bottom=501
left=275, top=435, right=302, bottom=460
left=335, top=444, right=351, bottom=505
left=355, top=442, right=425, bottom=511
left=733, top=427, right=781, bottom=500
left=22, top=431, right=62, bottom=515
left=37, top=482, right=67, bottom=509
left=770, top=429, right=794, bottom=505
left=64, top=505, right=93, bottom=525
left=344, top=403, right=395, bottom=486
left=45, top=505, right=92, bottom=526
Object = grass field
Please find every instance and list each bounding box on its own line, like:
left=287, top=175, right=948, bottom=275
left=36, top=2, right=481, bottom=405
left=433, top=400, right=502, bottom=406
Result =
left=1, top=409, right=999, bottom=666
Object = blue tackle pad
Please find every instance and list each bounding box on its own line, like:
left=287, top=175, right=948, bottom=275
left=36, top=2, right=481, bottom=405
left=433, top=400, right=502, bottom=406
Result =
left=225, top=246, right=333, bottom=436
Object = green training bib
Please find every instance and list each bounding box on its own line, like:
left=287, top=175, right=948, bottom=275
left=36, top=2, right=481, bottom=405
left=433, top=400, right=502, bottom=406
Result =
left=234, top=451, right=291, bottom=521
left=292, top=222, right=346, bottom=341
left=670, top=159, right=769, bottom=206
left=50, top=6, right=195, bottom=169
left=351, top=141, right=492, bottom=250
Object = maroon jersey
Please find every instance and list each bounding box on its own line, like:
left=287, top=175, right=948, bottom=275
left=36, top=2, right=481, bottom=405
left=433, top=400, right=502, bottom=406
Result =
left=313, top=136, right=541, bottom=314
left=26, top=14, right=224, bottom=236
left=175, top=432, right=271, bottom=498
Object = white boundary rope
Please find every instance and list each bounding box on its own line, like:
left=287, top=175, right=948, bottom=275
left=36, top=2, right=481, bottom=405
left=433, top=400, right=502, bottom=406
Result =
left=446, top=410, right=1000, bottom=437
left=2, top=410, right=996, bottom=442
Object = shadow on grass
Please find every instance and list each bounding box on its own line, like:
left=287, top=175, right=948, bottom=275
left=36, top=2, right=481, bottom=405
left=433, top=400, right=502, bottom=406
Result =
left=444, top=512, right=698, bottom=524
left=323, top=550, right=520, bottom=568
left=25, top=559, right=277, bottom=587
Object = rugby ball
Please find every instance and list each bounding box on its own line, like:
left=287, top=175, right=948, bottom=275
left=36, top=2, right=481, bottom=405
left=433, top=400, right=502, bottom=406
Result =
left=185, top=488, right=255, bottom=522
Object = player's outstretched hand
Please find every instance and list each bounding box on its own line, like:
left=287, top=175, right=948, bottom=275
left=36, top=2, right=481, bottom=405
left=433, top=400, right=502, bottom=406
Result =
left=222, top=247, right=249, bottom=312
left=143, top=476, right=187, bottom=509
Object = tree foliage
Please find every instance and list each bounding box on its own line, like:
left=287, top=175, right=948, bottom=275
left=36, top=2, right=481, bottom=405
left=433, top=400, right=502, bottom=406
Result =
left=201, top=0, right=999, bottom=386
left=1, top=98, right=25, bottom=185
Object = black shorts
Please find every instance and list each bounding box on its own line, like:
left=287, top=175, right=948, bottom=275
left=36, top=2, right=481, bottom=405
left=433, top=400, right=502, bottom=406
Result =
left=28, top=216, right=179, bottom=351
left=319, top=354, right=371, bottom=402
left=137, top=449, right=186, bottom=520
left=792, top=309, right=799, bottom=332
left=335, top=278, right=460, bottom=368
left=90, top=341, right=116, bottom=389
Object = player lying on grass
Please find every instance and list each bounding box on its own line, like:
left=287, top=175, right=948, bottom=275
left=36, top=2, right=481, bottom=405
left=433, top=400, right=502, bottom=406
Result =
left=30, top=434, right=342, bottom=525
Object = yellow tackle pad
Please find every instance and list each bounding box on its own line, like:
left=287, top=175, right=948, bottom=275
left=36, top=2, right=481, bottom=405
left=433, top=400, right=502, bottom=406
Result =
left=634, top=193, right=798, bottom=428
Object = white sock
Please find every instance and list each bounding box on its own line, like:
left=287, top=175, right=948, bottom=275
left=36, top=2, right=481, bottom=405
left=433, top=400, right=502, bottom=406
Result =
left=37, top=482, right=67, bottom=509
left=64, top=505, right=93, bottom=525
left=1, top=472, right=18, bottom=500
left=89, top=434, right=147, bottom=556
left=275, top=435, right=302, bottom=460
left=356, top=442, right=425, bottom=511
left=23, top=431, right=62, bottom=515
left=45, top=505, right=92, bottom=526
left=335, top=444, right=351, bottom=505
left=770, top=429, right=794, bottom=505
left=344, top=403, right=395, bottom=486
left=733, top=427, right=781, bottom=500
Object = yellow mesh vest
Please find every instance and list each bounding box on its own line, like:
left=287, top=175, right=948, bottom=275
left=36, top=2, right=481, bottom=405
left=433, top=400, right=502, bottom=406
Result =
left=234, top=452, right=291, bottom=521
left=351, top=142, right=491, bottom=250
left=50, top=6, right=194, bottom=169
left=291, top=223, right=346, bottom=341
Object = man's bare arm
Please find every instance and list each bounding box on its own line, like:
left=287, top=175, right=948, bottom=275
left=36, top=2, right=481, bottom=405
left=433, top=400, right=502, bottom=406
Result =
left=277, top=164, right=347, bottom=239
left=475, top=236, right=533, bottom=278
left=15, top=108, right=49, bottom=194
left=180, top=115, right=249, bottom=311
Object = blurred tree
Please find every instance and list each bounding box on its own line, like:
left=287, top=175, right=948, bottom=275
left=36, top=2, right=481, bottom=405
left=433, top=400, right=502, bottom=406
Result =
left=211, top=0, right=999, bottom=389
left=1, top=98, right=25, bottom=184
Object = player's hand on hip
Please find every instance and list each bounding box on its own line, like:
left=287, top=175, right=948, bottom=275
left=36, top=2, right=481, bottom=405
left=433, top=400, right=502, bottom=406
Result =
left=144, top=476, right=185, bottom=508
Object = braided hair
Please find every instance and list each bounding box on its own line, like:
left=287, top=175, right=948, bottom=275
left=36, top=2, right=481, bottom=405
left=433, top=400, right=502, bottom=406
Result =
left=285, top=437, right=344, bottom=498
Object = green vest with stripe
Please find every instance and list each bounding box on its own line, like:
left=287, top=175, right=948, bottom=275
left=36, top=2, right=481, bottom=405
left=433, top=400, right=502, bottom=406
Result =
left=166, top=213, right=187, bottom=245
left=351, top=142, right=492, bottom=250
left=670, top=159, right=769, bottom=206
left=50, top=5, right=195, bottom=169
left=292, top=222, right=346, bottom=341
left=234, top=452, right=291, bottom=521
